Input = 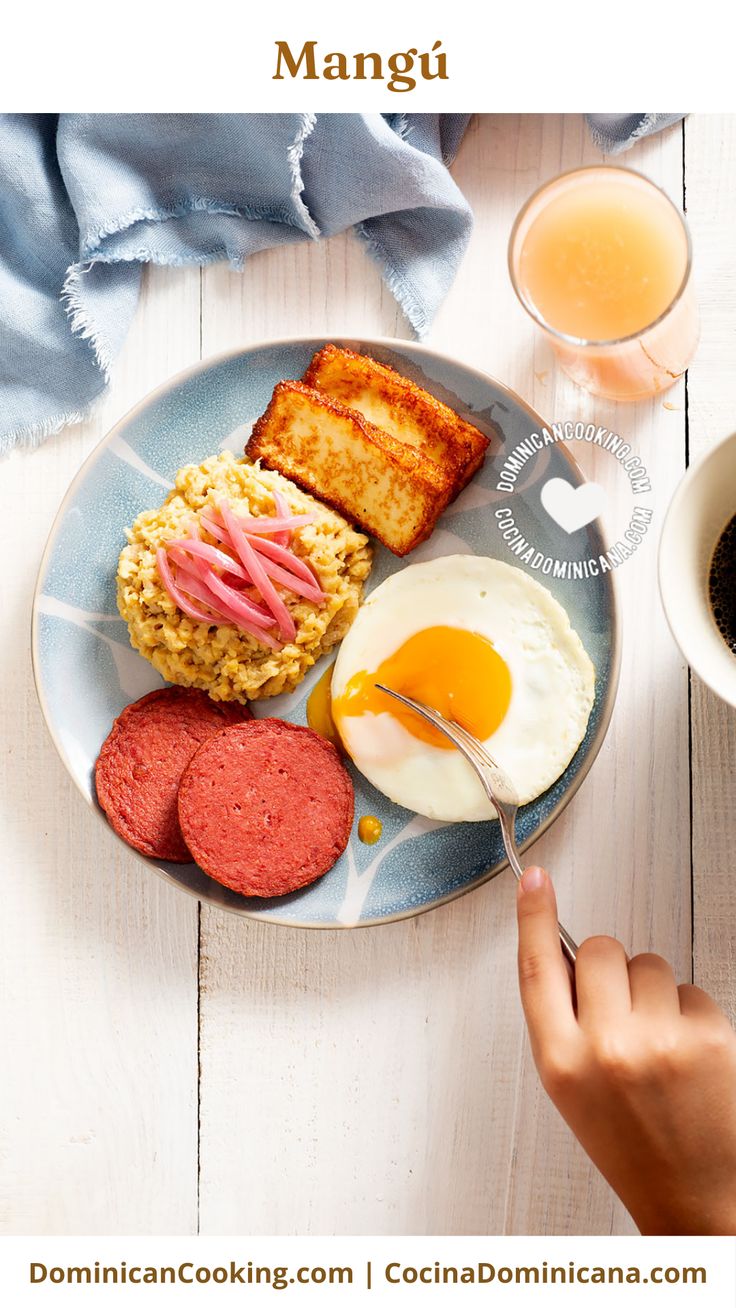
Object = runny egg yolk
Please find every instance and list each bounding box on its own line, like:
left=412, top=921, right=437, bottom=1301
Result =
left=332, top=625, right=512, bottom=749
left=306, top=660, right=342, bottom=749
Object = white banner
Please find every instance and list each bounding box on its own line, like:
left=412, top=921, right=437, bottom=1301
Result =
left=1, top=1236, right=733, bottom=1305
left=3, top=1, right=734, bottom=111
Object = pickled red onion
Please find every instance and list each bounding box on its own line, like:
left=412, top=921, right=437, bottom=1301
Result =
left=156, top=548, right=216, bottom=625
left=173, top=566, right=241, bottom=627
left=172, top=557, right=282, bottom=647
left=250, top=552, right=325, bottom=604
left=199, top=568, right=275, bottom=631
left=247, top=535, right=325, bottom=593
left=219, top=511, right=315, bottom=535
left=219, top=500, right=296, bottom=642
left=201, top=513, right=324, bottom=596
left=156, top=495, right=326, bottom=647
left=167, top=537, right=249, bottom=583
left=168, top=548, right=274, bottom=627
left=170, top=562, right=230, bottom=617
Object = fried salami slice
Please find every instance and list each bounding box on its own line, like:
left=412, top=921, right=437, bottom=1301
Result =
left=95, top=688, right=251, bottom=862
left=177, top=718, right=353, bottom=897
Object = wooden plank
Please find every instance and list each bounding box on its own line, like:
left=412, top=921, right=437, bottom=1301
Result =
left=681, top=114, right=736, bottom=1021
left=0, top=267, right=201, bottom=1233
left=197, top=114, right=690, bottom=1236
left=458, top=115, right=692, bottom=1236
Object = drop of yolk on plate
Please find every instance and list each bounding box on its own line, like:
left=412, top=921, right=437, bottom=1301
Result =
left=332, top=625, right=512, bottom=749
left=358, top=815, right=383, bottom=844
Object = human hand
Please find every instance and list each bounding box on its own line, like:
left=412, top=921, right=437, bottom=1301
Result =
left=517, top=865, right=736, bottom=1235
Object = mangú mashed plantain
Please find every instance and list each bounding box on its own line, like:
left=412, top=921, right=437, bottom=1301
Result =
left=117, top=452, right=373, bottom=702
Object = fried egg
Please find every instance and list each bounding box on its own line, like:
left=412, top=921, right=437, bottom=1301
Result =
left=331, top=556, right=595, bottom=821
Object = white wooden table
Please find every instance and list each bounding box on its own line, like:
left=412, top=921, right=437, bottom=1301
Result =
left=2, top=113, right=735, bottom=1237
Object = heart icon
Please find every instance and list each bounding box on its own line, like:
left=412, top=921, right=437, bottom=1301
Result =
left=540, top=478, right=606, bottom=534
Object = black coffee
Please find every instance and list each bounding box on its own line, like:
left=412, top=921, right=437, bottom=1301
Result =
left=709, top=514, right=736, bottom=656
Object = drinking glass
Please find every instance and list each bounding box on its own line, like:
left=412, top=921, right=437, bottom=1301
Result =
left=508, top=165, right=699, bottom=402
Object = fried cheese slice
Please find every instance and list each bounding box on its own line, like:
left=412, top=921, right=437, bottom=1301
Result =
left=303, top=344, right=489, bottom=495
left=247, top=381, right=450, bottom=556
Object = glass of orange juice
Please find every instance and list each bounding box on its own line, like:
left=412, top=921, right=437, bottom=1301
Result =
left=508, top=166, right=699, bottom=401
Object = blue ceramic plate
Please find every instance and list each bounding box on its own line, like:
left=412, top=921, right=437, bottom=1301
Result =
left=32, top=337, right=620, bottom=928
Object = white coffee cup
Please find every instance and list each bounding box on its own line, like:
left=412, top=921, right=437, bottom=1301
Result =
left=658, top=431, right=736, bottom=707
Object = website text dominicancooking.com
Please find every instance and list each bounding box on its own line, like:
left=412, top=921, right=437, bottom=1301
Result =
left=27, top=1259, right=707, bottom=1289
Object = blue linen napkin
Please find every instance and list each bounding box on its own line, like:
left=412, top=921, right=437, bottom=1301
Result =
left=0, top=112, right=472, bottom=453
left=0, top=112, right=684, bottom=454
left=586, top=113, right=684, bottom=154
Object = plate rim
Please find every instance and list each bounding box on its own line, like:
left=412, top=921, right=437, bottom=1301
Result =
left=31, top=333, right=622, bottom=930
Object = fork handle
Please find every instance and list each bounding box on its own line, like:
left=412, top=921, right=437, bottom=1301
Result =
left=371, top=685, right=579, bottom=965
left=556, top=923, right=578, bottom=966
left=499, top=813, right=578, bottom=965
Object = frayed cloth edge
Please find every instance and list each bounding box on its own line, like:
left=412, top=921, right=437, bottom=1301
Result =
left=355, top=222, right=430, bottom=339
left=0, top=403, right=91, bottom=457
left=81, top=246, right=247, bottom=271
left=79, top=195, right=318, bottom=260
left=61, top=264, right=115, bottom=381
left=32, top=185, right=327, bottom=446
left=391, top=113, right=412, bottom=142
left=286, top=113, right=320, bottom=240
left=587, top=112, right=685, bottom=155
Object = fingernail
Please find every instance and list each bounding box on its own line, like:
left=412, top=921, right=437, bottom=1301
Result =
left=520, top=866, right=548, bottom=893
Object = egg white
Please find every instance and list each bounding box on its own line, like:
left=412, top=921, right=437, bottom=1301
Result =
left=332, top=555, right=596, bottom=822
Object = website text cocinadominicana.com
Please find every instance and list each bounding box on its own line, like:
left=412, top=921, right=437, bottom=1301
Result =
left=28, top=1259, right=707, bottom=1289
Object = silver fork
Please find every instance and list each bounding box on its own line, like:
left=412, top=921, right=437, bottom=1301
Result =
left=376, top=684, right=578, bottom=965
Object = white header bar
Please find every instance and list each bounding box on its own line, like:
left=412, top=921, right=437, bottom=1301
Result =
left=4, top=1, right=736, bottom=112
